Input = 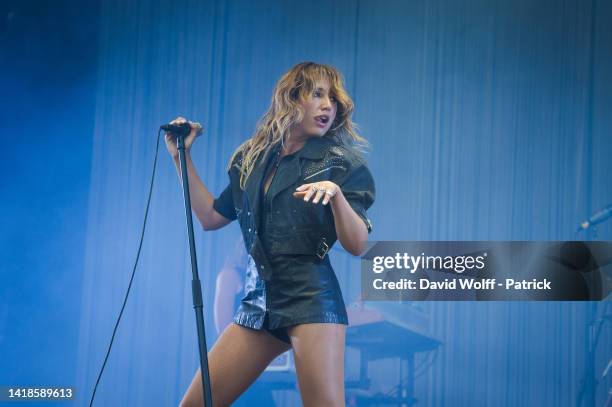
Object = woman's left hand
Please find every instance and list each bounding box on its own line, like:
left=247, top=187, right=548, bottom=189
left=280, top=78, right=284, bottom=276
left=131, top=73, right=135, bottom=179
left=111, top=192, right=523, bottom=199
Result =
left=293, top=181, right=342, bottom=206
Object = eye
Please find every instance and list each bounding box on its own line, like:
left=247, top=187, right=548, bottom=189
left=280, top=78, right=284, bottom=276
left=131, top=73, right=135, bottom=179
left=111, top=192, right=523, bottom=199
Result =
left=330, top=95, right=338, bottom=103
left=313, top=90, right=322, bottom=98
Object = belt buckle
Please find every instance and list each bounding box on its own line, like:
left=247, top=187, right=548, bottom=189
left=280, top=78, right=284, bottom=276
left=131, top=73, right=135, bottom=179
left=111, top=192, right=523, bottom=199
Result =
left=316, top=239, right=329, bottom=260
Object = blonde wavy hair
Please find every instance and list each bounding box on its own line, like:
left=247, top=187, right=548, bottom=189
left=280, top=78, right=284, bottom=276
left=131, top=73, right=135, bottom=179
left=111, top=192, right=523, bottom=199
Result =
left=230, top=62, right=367, bottom=189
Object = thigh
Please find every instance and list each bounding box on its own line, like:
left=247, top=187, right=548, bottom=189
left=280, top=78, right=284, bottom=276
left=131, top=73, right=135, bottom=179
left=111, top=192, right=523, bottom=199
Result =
left=288, top=323, right=346, bottom=407
left=179, top=323, right=292, bottom=407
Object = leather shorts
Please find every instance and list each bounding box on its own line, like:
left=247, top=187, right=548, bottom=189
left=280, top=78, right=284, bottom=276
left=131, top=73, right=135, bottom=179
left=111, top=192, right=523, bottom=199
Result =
left=233, top=254, right=348, bottom=344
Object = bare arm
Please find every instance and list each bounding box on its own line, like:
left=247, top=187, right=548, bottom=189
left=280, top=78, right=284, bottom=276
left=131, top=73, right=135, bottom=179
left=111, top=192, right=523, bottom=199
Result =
left=329, top=190, right=368, bottom=255
left=165, top=117, right=231, bottom=231
left=170, top=152, right=231, bottom=231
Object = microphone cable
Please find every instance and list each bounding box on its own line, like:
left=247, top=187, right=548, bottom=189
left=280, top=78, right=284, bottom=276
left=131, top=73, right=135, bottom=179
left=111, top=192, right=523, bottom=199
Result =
left=88, top=128, right=162, bottom=406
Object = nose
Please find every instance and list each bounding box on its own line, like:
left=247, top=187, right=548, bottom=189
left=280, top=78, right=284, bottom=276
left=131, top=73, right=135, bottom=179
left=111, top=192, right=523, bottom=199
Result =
left=320, top=95, right=332, bottom=111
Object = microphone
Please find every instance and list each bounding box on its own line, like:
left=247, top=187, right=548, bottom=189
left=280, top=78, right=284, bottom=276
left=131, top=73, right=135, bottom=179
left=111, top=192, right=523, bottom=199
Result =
left=160, top=121, right=202, bottom=137
left=578, top=204, right=612, bottom=231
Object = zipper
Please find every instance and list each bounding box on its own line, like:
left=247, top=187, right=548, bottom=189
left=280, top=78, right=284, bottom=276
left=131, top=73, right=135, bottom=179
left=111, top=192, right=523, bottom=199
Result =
left=303, top=165, right=345, bottom=180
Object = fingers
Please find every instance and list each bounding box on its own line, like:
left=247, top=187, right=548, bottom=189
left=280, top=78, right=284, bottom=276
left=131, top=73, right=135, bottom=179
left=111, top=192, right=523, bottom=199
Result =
left=191, top=122, right=203, bottom=136
left=170, top=116, right=187, bottom=125
left=165, top=117, right=187, bottom=139
left=164, top=118, right=204, bottom=150
left=321, top=189, right=334, bottom=205
left=303, top=186, right=317, bottom=202
left=312, top=188, right=325, bottom=204
left=295, top=184, right=336, bottom=205
left=168, top=117, right=203, bottom=135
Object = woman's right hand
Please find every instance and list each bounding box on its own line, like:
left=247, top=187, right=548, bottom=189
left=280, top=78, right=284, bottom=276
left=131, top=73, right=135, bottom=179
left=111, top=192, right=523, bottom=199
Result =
left=164, top=116, right=203, bottom=159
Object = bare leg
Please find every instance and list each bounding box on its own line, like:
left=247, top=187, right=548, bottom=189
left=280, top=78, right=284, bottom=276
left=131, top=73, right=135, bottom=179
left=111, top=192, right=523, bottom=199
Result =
left=179, top=323, right=291, bottom=407
left=288, top=323, right=346, bottom=407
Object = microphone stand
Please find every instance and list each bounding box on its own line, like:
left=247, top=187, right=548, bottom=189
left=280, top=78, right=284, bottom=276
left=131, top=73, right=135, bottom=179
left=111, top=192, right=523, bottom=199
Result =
left=176, top=134, right=213, bottom=407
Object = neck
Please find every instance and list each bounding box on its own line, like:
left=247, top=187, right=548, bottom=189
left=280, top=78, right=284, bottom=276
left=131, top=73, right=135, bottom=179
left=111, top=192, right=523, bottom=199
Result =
left=282, top=132, right=309, bottom=156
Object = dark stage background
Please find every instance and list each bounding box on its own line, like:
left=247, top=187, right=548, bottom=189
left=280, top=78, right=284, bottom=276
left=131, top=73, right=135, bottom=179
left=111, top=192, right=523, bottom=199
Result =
left=1, top=0, right=611, bottom=406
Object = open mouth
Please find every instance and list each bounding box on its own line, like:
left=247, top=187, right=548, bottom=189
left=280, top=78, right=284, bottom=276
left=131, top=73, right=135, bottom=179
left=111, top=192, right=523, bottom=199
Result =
left=314, top=115, right=330, bottom=125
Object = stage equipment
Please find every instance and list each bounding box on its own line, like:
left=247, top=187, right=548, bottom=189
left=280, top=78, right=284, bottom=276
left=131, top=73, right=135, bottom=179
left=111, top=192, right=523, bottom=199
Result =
left=345, top=302, right=441, bottom=406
